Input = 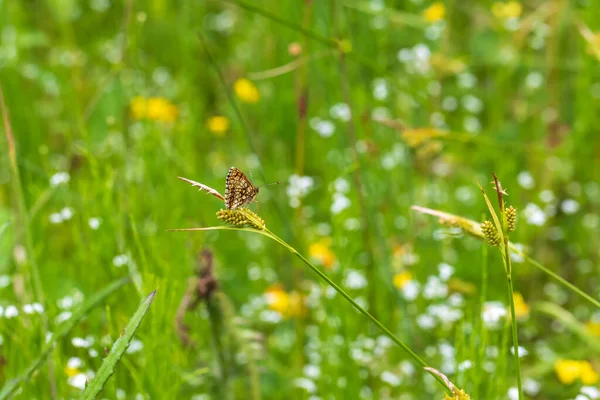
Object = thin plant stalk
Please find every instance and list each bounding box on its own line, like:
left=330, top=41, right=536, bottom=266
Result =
left=483, top=175, right=522, bottom=400
left=206, top=295, right=231, bottom=399
left=170, top=213, right=452, bottom=395
left=332, top=0, right=378, bottom=318
left=503, top=244, right=523, bottom=400
left=411, top=205, right=600, bottom=310
left=0, top=87, right=57, bottom=397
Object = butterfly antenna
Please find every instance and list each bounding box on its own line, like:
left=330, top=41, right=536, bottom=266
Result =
left=258, top=181, right=280, bottom=189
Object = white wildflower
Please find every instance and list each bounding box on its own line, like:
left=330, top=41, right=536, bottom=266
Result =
left=523, top=203, right=546, bottom=226
left=329, top=103, right=351, bottom=122
left=50, top=172, right=70, bottom=187
left=560, top=199, right=579, bottom=214
left=113, top=254, right=129, bottom=267
left=517, top=171, right=535, bottom=189
left=310, top=117, right=335, bottom=138
left=344, top=269, right=367, bottom=290
left=60, top=207, right=73, bottom=220
left=482, top=301, right=506, bottom=328
left=380, top=371, right=401, bottom=386
left=88, top=217, right=101, bottom=230
left=126, top=339, right=144, bottom=354
left=5, top=305, right=18, bottom=318
left=331, top=193, right=351, bottom=214
left=68, top=373, right=88, bottom=389
left=0, top=275, right=10, bottom=288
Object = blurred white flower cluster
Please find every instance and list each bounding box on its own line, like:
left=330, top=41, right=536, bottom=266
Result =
left=286, top=174, right=314, bottom=208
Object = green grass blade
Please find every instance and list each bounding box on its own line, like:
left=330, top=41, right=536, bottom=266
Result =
left=533, top=301, right=600, bottom=354
left=0, top=277, right=130, bottom=400
left=0, top=221, right=9, bottom=246
left=80, top=290, right=156, bottom=400
left=476, top=181, right=506, bottom=252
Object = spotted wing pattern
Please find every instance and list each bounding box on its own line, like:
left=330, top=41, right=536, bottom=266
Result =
left=224, top=167, right=259, bottom=209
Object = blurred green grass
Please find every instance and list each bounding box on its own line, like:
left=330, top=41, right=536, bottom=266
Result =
left=1, top=0, right=600, bottom=399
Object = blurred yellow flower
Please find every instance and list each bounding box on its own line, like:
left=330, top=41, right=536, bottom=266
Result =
left=585, top=320, right=600, bottom=336
left=309, top=238, right=336, bottom=269
left=512, top=292, right=530, bottom=318
left=402, top=128, right=446, bottom=148
left=581, top=362, right=600, bottom=385
left=554, top=359, right=599, bottom=385
left=430, top=54, right=467, bottom=76
left=64, top=365, right=80, bottom=377
left=423, top=2, right=445, bottom=23
left=448, top=277, right=477, bottom=295
left=393, top=271, right=413, bottom=289
left=207, top=116, right=230, bottom=136
left=265, top=285, right=306, bottom=318
left=234, top=78, right=260, bottom=103
left=491, top=1, right=522, bottom=19
left=130, top=96, right=178, bottom=122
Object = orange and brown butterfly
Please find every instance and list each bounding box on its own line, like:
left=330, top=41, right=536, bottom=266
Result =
left=224, top=167, right=260, bottom=209
left=178, top=167, right=278, bottom=209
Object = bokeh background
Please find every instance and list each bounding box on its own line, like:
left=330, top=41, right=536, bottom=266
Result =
left=1, top=0, right=600, bottom=399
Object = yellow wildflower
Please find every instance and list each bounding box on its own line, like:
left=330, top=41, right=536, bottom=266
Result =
left=581, top=361, right=600, bottom=385
left=309, top=238, right=336, bottom=269
left=130, top=96, right=178, bottom=122
left=585, top=320, right=600, bottom=336
left=64, top=366, right=80, bottom=377
left=512, top=292, right=530, bottom=319
left=448, top=278, right=476, bottom=295
left=393, top=271, right=413, bottom=289
left=64, top=357, right=84, bottom=378
left=264, top=285, right=306, bottom=318
left=491, top=1, right=522, bottom=19
left=430, top=54, right=466, bottom=76
left=234, top=78, right=260, bottom=103
left=402, top=128, right=446, bottom=148
left=554, top=359, right=599, bottom=385
left=207, top=116, right=230, bottom=136
left=423, top=2, right=445, bottom=23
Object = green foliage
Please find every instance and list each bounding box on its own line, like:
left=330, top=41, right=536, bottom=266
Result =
left=1, top=1, right=600, bottom=399
left=81, top=291, right=155, bottom=400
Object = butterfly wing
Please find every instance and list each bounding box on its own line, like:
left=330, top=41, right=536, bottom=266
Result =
left=224, top=167, right=259, bottom=209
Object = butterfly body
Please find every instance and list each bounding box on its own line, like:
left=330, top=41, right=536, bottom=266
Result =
left=224, top=167, right=260, bottom=209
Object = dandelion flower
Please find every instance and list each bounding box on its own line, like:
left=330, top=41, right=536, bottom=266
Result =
left=264, top=285, right=306, bottom=318
left=581, top=362, right=600, bottom=385
left=554, top=359, right=599, bottom=385
left=512, top=292, right=530, bottom=319
left=308, top=238, right=336, bottom=269
left=207, top=116, right=230, bottom=136
left=234, top=78, right=260, bottom=103
left=130, top=96, right=178, bottom=122
left=491, top=1, right=523, bottom=19
left=585, top=320, right=600, bottom=336
left=423, top=2, right=445, bottom=23
left=393, top=271, right=413, bottom=289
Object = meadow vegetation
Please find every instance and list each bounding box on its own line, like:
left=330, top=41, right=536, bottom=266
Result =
left=1, top=1, right=600, bottom=399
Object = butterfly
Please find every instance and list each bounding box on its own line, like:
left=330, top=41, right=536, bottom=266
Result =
left=224, top=167, right=259, bottom=209
left=224, top=167, right=279, bottom=210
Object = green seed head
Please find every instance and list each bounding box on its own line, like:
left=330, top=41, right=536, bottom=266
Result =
left=481, top=220, right=500, bottom=246
left=216, top=208, right=265, bottom=230
left=506, top=205, right=517, bottom=232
